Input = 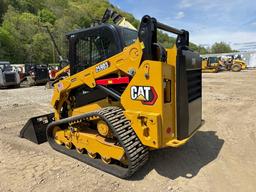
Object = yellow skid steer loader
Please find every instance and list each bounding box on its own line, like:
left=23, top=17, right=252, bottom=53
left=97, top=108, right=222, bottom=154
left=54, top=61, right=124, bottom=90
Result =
left=20, top=9, right=202, bottom=178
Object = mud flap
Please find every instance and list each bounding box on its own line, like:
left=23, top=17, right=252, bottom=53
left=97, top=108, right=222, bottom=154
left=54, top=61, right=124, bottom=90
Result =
left=20, top=113, right=54, bottom=144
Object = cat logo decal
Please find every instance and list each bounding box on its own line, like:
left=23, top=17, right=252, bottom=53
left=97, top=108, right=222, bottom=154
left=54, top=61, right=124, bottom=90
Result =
left=130, top=86, right=158, bottom=105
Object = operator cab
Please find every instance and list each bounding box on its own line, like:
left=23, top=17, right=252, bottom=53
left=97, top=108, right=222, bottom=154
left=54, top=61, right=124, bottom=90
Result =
left=0, top=61, right=12, bottom=72
left=209, top=57, right=218, bottom=63
left=67, top=24, right=137, bottom=75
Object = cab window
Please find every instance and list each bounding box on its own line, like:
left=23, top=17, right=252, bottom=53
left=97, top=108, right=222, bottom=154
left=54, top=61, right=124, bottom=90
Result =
left=75, top=28, right=118, bottom=73
left=121, top=28, right=138, bottom=47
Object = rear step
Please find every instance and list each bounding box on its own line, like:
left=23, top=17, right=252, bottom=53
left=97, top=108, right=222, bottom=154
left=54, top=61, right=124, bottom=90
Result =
left=20, top=113, right=54, bottom=144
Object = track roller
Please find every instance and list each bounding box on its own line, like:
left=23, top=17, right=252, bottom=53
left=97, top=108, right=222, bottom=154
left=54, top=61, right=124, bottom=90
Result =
left=46, top=107, right=149, bottom=178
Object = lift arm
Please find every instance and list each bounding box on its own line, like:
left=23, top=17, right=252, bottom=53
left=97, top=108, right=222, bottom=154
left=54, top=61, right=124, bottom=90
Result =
left=101, top=8, right=137, bottom=30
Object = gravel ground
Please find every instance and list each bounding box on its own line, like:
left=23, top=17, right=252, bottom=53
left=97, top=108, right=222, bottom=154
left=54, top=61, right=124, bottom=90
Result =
left=0, top=70, right=256, bottom=192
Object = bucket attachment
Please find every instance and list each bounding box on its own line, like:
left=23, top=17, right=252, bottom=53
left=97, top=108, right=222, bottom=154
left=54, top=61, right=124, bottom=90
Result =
left=20, top=113, right=54, bottom=144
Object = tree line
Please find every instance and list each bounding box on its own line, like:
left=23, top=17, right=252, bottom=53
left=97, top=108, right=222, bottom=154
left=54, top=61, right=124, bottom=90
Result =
left=0, top=0, right=236, bottom=64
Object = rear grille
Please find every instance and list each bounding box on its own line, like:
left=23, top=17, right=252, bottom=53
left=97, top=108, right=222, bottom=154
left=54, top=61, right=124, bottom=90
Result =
left=187, top=69, right=201, bottom=102
left=4, top=73, right=16, bottom=83
left=35, top=68, right=48, bottom=80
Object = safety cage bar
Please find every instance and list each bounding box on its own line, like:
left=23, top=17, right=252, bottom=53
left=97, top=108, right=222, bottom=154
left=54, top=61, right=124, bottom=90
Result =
left=138, top=15, right=189, bottom=62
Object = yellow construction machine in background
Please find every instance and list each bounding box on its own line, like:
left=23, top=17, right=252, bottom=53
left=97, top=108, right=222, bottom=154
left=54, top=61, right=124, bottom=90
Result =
left=202, top=57, right=220, bottom=73
left=223, top=56, right=247, bottom=72
left=202, top=55, right=247, bottom=73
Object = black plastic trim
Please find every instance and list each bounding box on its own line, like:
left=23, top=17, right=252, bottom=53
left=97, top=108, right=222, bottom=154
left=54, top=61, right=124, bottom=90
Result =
left=176, top=49, right=189, bottom=140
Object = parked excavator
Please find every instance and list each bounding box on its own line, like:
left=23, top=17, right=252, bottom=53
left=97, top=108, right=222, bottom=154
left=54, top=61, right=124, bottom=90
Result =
left=20, top=9, right=202, bottom=178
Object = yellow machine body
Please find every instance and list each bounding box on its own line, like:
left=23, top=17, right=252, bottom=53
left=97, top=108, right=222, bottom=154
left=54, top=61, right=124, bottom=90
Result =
left=51, top=41, right=194, bottom=149
left=202, top=58, right=219, bottom=73
left=233, top=59, right=247, bottom=70
left=55, top=65, right=70, bottom=79
left=20, top=12, right=202, bottom=178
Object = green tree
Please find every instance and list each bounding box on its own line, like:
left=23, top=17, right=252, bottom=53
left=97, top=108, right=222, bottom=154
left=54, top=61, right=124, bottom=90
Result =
left=0, top=27, right=15, bottom=60
left=0, top=0, right=8, bottom=24
left=1, top=7, right=54, bottom=63
left=38, top=9, right=56, bottom=25
left=211, top=42, right=232, bottom=53
left=31, top=33, right=53, bottom=63
left=157, top=31, right=175, bottom=48
left=6, top=0, right=44, bottom=14
left=0, top=0, right=209, bottom=64
left=1, top=8, right=38, bottom=62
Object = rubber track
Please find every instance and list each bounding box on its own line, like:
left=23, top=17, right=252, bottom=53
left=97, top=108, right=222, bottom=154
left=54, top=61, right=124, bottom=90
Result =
left=46, top=107, right=149, bottom=178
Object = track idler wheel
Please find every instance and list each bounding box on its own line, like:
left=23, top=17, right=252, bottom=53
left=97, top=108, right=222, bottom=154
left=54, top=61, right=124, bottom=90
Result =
left=97, top=120, right=113, bottom=138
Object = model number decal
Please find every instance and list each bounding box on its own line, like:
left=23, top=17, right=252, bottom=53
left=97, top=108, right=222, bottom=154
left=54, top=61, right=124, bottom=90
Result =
left=130, top=86, right=158, bottom=105
left=96, top=62, right=109, bottom=73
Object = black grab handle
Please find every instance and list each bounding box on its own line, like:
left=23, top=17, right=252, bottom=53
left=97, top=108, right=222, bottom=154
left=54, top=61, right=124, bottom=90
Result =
left=156, top=21, right=184, bottom=36
left=138, top=15, right=189, bottom=61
